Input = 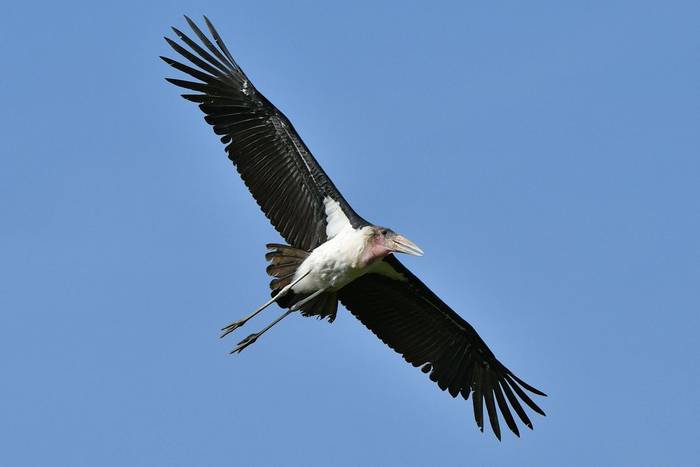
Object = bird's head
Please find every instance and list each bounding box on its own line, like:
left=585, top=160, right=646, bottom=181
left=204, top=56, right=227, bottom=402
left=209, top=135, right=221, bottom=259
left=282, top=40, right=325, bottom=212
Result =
left=361, top=226, right=423, bottom=265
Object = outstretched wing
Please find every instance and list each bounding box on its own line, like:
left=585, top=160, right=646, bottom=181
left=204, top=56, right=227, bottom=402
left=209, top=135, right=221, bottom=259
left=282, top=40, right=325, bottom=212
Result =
left=339, top=255, right=546, bottom=439
left=162, top=16, right=367, bottom=251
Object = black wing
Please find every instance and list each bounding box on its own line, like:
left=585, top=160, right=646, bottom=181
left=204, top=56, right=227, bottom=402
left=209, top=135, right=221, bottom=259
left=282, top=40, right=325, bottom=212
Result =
left=338, top=255, right=546, bottom=439
left=162, top=16, right=366, bottom=251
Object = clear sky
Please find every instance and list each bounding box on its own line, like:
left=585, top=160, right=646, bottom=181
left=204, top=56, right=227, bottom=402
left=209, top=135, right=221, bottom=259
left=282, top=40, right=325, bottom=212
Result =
left=1, top=1, right=698, bottom=466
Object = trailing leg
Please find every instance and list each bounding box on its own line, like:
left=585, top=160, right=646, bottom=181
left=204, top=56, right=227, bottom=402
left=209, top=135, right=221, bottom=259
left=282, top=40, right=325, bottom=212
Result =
left=220, top=270, right=310, bottom=338
left=230, top=309, right=295, bottom=354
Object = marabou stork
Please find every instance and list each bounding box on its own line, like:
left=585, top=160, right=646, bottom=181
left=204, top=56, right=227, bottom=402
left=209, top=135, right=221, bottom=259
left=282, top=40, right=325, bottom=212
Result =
left=162, top=16, right=546, bottom=439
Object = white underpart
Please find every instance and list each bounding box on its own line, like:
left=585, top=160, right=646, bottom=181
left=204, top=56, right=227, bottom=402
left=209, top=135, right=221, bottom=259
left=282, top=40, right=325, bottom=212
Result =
left=323, top=196, right=352, bottom=239
left=291, top=223, right=407, bottom=295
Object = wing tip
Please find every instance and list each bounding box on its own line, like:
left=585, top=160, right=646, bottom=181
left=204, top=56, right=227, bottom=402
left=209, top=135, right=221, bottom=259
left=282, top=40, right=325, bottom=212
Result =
left=507, top=370, right=548, bottom=397
left=171, top=26, right=184, bottom=38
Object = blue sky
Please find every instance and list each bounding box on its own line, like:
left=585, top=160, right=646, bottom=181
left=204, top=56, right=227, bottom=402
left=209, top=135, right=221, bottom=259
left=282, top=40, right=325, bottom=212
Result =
left=1, top=1, right=698, bottom=466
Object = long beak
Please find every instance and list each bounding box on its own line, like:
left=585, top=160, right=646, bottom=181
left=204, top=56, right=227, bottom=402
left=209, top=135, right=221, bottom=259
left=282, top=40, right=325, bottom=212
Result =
left=391, top=234, right=424, bottom=256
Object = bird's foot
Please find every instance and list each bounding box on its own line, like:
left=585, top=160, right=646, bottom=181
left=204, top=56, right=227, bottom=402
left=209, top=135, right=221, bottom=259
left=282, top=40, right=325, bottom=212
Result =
left=220, top=319, right=247, bottom=338
left=230, top=333, right=259, bottom=354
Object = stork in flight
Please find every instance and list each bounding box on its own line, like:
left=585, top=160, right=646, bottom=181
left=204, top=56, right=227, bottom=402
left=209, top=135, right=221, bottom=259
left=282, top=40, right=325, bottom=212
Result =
left=162, top=16, right=546, bottom=439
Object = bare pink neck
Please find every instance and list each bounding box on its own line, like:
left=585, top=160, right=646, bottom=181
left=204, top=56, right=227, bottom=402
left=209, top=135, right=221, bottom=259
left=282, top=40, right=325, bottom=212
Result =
left=359, top=236, right=391, bottom=267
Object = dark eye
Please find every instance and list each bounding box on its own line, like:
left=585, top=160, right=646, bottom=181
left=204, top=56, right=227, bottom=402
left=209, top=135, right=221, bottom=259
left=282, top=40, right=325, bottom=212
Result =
left=380, top=229, right=387, bottom=235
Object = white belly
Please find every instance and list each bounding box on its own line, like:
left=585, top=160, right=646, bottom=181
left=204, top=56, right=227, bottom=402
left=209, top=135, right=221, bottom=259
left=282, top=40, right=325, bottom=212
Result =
left=291, top=227, right=369, bottom=294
